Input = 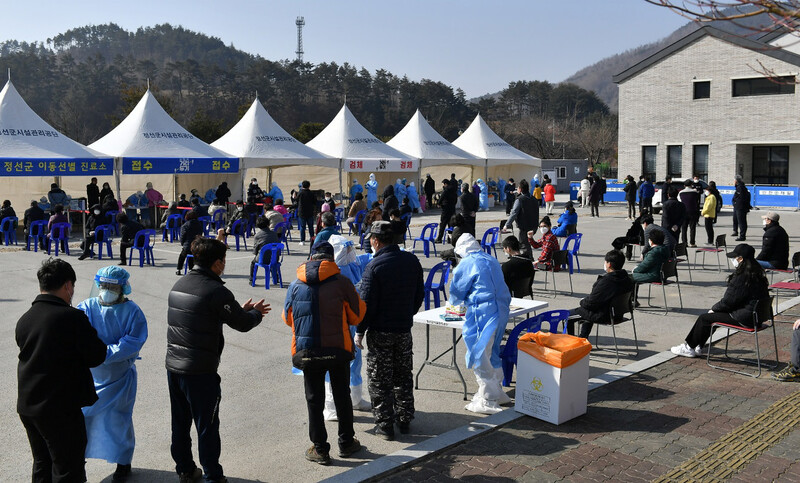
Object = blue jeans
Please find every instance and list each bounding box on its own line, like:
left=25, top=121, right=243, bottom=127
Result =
left=757, top=259, right=774, bottom=269
left=168, top=372, right=224, bottom=482
left=299, top=217, right=315, bottom=242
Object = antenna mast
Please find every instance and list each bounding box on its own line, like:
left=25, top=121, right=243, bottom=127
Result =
left=295, top=16, right=305, bottom=62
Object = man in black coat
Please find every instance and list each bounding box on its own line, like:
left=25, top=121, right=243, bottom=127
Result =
left=167, top=238, right=270, bottom=482
left=504, top=178, right=517, bottom=215
left=423, top=174, right=436, bottom=210
left=502, top=179, right=539, bottom=258
left=756, top=212, right=790, bottom=270
left=215, top=181, right=231, bottom=204
left=459, top=183, right=479, bottom=236
left=732, top=176, right=751, bottom=241
left=297, top=180, right=317, bottom=245
left=23, top=200, right=47, bottom=250
left=436, top=179, right=457, bottom=243
left=567, top=250, right=634, bottom=338
left=117, top=212, right=144, bottom=266
left=660, top=189, right=685, bottom=242
left=17, top=258, right=107, bottom=482
left=78, top=204, right=103, bottom=260
left=678, top=180, right=701, bottom=247
left=86, top=177, right=100, bottom=207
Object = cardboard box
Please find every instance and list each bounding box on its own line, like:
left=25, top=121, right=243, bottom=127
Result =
left=514, top=349, right=588, bottom=424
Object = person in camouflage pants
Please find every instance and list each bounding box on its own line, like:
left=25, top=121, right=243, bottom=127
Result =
left=365, top=332, right=414, bottom=430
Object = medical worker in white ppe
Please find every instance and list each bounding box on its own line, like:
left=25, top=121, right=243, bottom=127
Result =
left=448, top=233, right=512, bottom=414
left=366, top=173, right=379, bottom=207
left=77, top=266, right=148, bottom=481
left=477, top=178, right=489, bottom=211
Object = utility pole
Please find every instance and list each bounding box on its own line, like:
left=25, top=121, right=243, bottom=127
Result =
left=296, top=16, right=305, bottom=62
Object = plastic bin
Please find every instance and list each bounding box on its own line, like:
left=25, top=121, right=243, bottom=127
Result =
left=514, top=332, right=591, bottom=425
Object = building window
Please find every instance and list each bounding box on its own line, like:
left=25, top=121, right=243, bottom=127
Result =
left=693, top=145, right=709, bottom=182
left=733, top=76, right=795, bottom=97
left=667, top=145, right=682, bottom=178
left=693, top=81, right=710, bottom=99
left=642, top=146, right=656, bottom=180
left=556, top=166, right=566, bottom=179
left=752, top=146, right=789, bottom=184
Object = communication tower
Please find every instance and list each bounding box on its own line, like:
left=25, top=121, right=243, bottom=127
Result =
left=296, top=16, right=305, bottom=62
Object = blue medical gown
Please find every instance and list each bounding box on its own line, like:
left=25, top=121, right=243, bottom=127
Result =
left=204, top=188, right=216, bottom=204
left=478, top=181, right=489, bottom=210
left=366, top=180, right=379, bottom=206
left=78, top=298, right=148, bottom=465
left=267, top=185, right=284, bottom=202
left=407, top=185, right=420, bottom=210
left=498, top=179, right=507, bottom=202
left=448, top=251, right=511, bottom=369
left=395, top=182, right=407, bottom=202
left=350, top=183, right=363, bottom=202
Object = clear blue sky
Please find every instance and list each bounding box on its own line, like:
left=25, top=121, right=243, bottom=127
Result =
left=0, top=0, right=688, bottom=98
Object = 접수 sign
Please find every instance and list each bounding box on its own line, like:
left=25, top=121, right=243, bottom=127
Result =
left=122, top=157, right=239, bottom=174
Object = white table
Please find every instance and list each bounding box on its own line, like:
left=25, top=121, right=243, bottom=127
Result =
left=413, top=297, right=549, bottom=399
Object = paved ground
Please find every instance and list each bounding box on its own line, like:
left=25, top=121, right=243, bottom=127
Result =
left=2, top=197, right=799, bottom=482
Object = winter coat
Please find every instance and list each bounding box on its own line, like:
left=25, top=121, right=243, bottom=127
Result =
left=733, top=183, right=751, bottom=212
left=757, top=222, right=790, bottom=270
left=633, top=244, right=671, bottom=283
left=297, top=188, right=317, bottom=219
left=624, top=181, right=637, bottom=202
left=573, top=270, right=635, bottom=323
left=711, top=271, right=770, bottom=325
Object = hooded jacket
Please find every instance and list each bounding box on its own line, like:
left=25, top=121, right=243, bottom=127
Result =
left=712, top=270, right=770, bottom=325
left=381, top=185, right=398, bottom=221
left=283, top=260, right=365, bottom=368
left=574, top=270, right=634, bottom=323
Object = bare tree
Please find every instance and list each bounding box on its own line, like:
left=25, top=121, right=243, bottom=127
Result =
left=645, top=1, right=800, bottom=35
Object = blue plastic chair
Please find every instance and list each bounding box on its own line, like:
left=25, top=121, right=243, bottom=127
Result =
left=252, top=242, right=284, bottom=289
left=105, top=210, right=119, bottom=235
left=92, top=225, right=113, bottom=260
left=480, top=227, right=500, bottom=257
left=162, top=214, right=183, bottom=242
left=128, top=229, right=156, bottom=267
left=500, top=310, right=571, bottom=387
left=211, top=210, right=226, bottom=231
left=412, top=223, right=439, bottom=258
left=47, top=222, right=71, bottom=256
left=334, top=207, right=345, bottom=232
left=182, top=254, right=194, bottom=274
left=230, top=219, right=248, bottom=251
left=273, top=221, right=291, bottom=255
left=562, top=233, right=583, bottom=274
left=26, top=220, right=48, bottom=252
left=424, top=261, right=451, bottom=310
left=1, top=216, right=18, bottom=245
left=350, top=209, right=367, bottom=236
left=198, top=216, right=214, bottom=238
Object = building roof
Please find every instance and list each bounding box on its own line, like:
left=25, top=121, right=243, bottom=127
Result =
left=613, top=25, right=800, bottom=84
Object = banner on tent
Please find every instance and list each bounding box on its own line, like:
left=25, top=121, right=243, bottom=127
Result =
left=122, top=157, right=239, bottom=174
left=0, top=158, right=113, bottom=176
left=344, top=158, right=416, bottom=172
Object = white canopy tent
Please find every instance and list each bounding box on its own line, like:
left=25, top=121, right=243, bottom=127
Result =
left=89, top=89, right=239, bottom=204
left=211, top=98, right=334, bottom=197
left=307, top=104, right=416, bottom=200
left=387, top=109, right=482, bottom=168
left=0, top=79, right=113, bottom=212
left=453, top=113, right=542, bottom=185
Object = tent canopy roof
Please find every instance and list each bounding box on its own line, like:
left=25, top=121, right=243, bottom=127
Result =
left=387, top=109, right=482, bottom=167
left=0, top=80, right=109, bottom=160
left=452, top=114, right=540, bottom=167
left=211, top=98, right=334, bottom=168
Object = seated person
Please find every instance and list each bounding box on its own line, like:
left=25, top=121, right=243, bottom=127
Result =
left=177, top=194, right=191, bottom=208
left=756, top=212, right=789, bottom=270
left=315, top=203, right=331, bottom=235
left=176, top=211, right=203, bottom=275
left=567, top=250, right=634, bottom=338
left=216, top=200, right=247, bottom=245
left=244, top=199, right=262, bottom=217
left=117, top=212, right=144, bottom=266
left=440, top=213, right=467, bottom=267
left=78, top=204, right=103, bottom=260
left=388, top=209, right=407, bottom=245
left=773, top=318, right=800, bottom=381
left=190, top=197, right=204, bottom=216
left=641, top=215, right=675, bottom=257
left=207, top=198, right=227, bottom=220
left=263, top=203, right=285, bottom=232
left=159, top=202, right=182, bottom=229
left=399, top=197, right=413, bottom=217
left=362, top=202, right=383, bottom=233
left=47, top=204, right=68, bottom=232
left=611, top=215, right=644, bottom=261
left=551, top=201, right=578, bottom=237
left=23, top=200, right=47, bottom=244
left=632, top=229, right=671, bottom=305
left=250, top=216, right=280, bottom=283
left=0, top=199, right=16, bottom=221
left=528, top=216, right=560, bottom=270
left=273, top=198, right=289, bottom=216
left=313, top=212, right=339, bottom=248
left=346, top=193, right=367, bottom=233
left=500, top=236, right=534, bottom=297
left=323, top=192, right=336, bottom=211
left=671, top=244, right=769, bottom=357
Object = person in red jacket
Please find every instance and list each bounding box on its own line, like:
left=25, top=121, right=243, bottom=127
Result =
left=528, top=216, right=561, bottom=270
left=543, top=180, right=556, bottom=215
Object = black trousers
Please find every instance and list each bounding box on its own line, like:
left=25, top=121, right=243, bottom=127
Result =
left=640, top=198, right=652, bottom=216
left=733, top=209, right=748, bottom=237
left=20, top=410, right=87, bottom=483
left=685, top=312, right=754, bottom=348
left=567, top=307, right=594, bottom=338
left=681, top=217, right=698, bottom=246
left=704, top=217, right=715, bottom=244
left=303, top=361, right=355, bottom=453
left=120, top=241, right=133, bottom=264
left=627, top=201, right=636, bottom=219
left=80, top=234, right=96, bottom=256
left=518, top=229, right=532, bottom=258
left=177, top=247, right=194, bottom=271
left=590, top=201, right=599, bottom=217
left=168, top=372, right=223, bottom=481
left=437, top=209, right=454, bottom=242
left=463, top=215, right=476, bottom=236
left=506, top=199, right=514, bottom=215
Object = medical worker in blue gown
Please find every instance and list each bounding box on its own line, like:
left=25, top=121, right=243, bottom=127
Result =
left=366, top=173, right=379, bottom=207
left=498, top=178, right=507, bottom=203
left=407, top=182, right=421, bottom=212
left=350, top=179, right=363, bottom=203
left=394, top=178, right=407, bottom=204
left=477, top=178, right=489, bottom=211
left=78, top=266, right=148, bottom=480
left=266, top=181, right=284, bottom=204
left=448, top=233, right=512, bottom=414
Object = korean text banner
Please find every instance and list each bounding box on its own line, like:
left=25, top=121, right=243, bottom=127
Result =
left=344, top=158, right=416, bottom=172
left=122, top=157, right=239, bottom=174
left=0, top=158, right=113, bottom=176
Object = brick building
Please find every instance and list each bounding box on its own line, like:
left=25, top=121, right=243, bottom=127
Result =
left=614, top=26, right=800, bottom=186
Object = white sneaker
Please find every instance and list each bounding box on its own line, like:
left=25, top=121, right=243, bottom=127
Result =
left=670, top=342, right=697, bottom=358
left=298, top=241, right=305, bottom=246
left=694, top=345, right=705, bottom=356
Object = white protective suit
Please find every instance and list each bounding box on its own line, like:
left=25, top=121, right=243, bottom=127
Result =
left=477, top=178, right=489, bottom=211
left=449, top=234, right=512, bottom=414
left=78, top=267, right=148, bottom=465
left=366, top=173, right=379, bottom=207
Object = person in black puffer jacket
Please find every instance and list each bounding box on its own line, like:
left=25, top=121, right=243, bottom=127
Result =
left=756, top=211, right=790, bottom=270
left=671, top=243, right=769, bottom=357
left=297, top=180, right=317, bottom=244
left=380, top=185, right=398, bottom=222
left=176, top=211, right=203, bottom=274
left=436, top=179, right=458, bottom=243
left=166, top=238, right=269, bottom=482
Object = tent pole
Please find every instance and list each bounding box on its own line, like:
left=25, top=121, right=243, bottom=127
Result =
left=268, top=167, right=273, bottom=189
left=114, top=158, right=122, bottom=205
left=484, top=160, right=488, bottom=183
left=338, top=159, right=343, bottom=207
left=240, top=168, right=247, bottom=204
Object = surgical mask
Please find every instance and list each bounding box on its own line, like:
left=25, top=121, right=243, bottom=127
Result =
left=237, top=207, right=243, bottom=212
left=539, top=226, right=548, bottom=234
left=731, top=258, right=740, bottom=268
left=94, top=210, right=101, bottom=215
left=98, top=289, right=119, bottom=305
left=763, top=220, right=768, bottom=226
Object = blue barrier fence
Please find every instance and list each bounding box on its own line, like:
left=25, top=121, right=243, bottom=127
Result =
left=569, top=181, right=800, bottom=210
